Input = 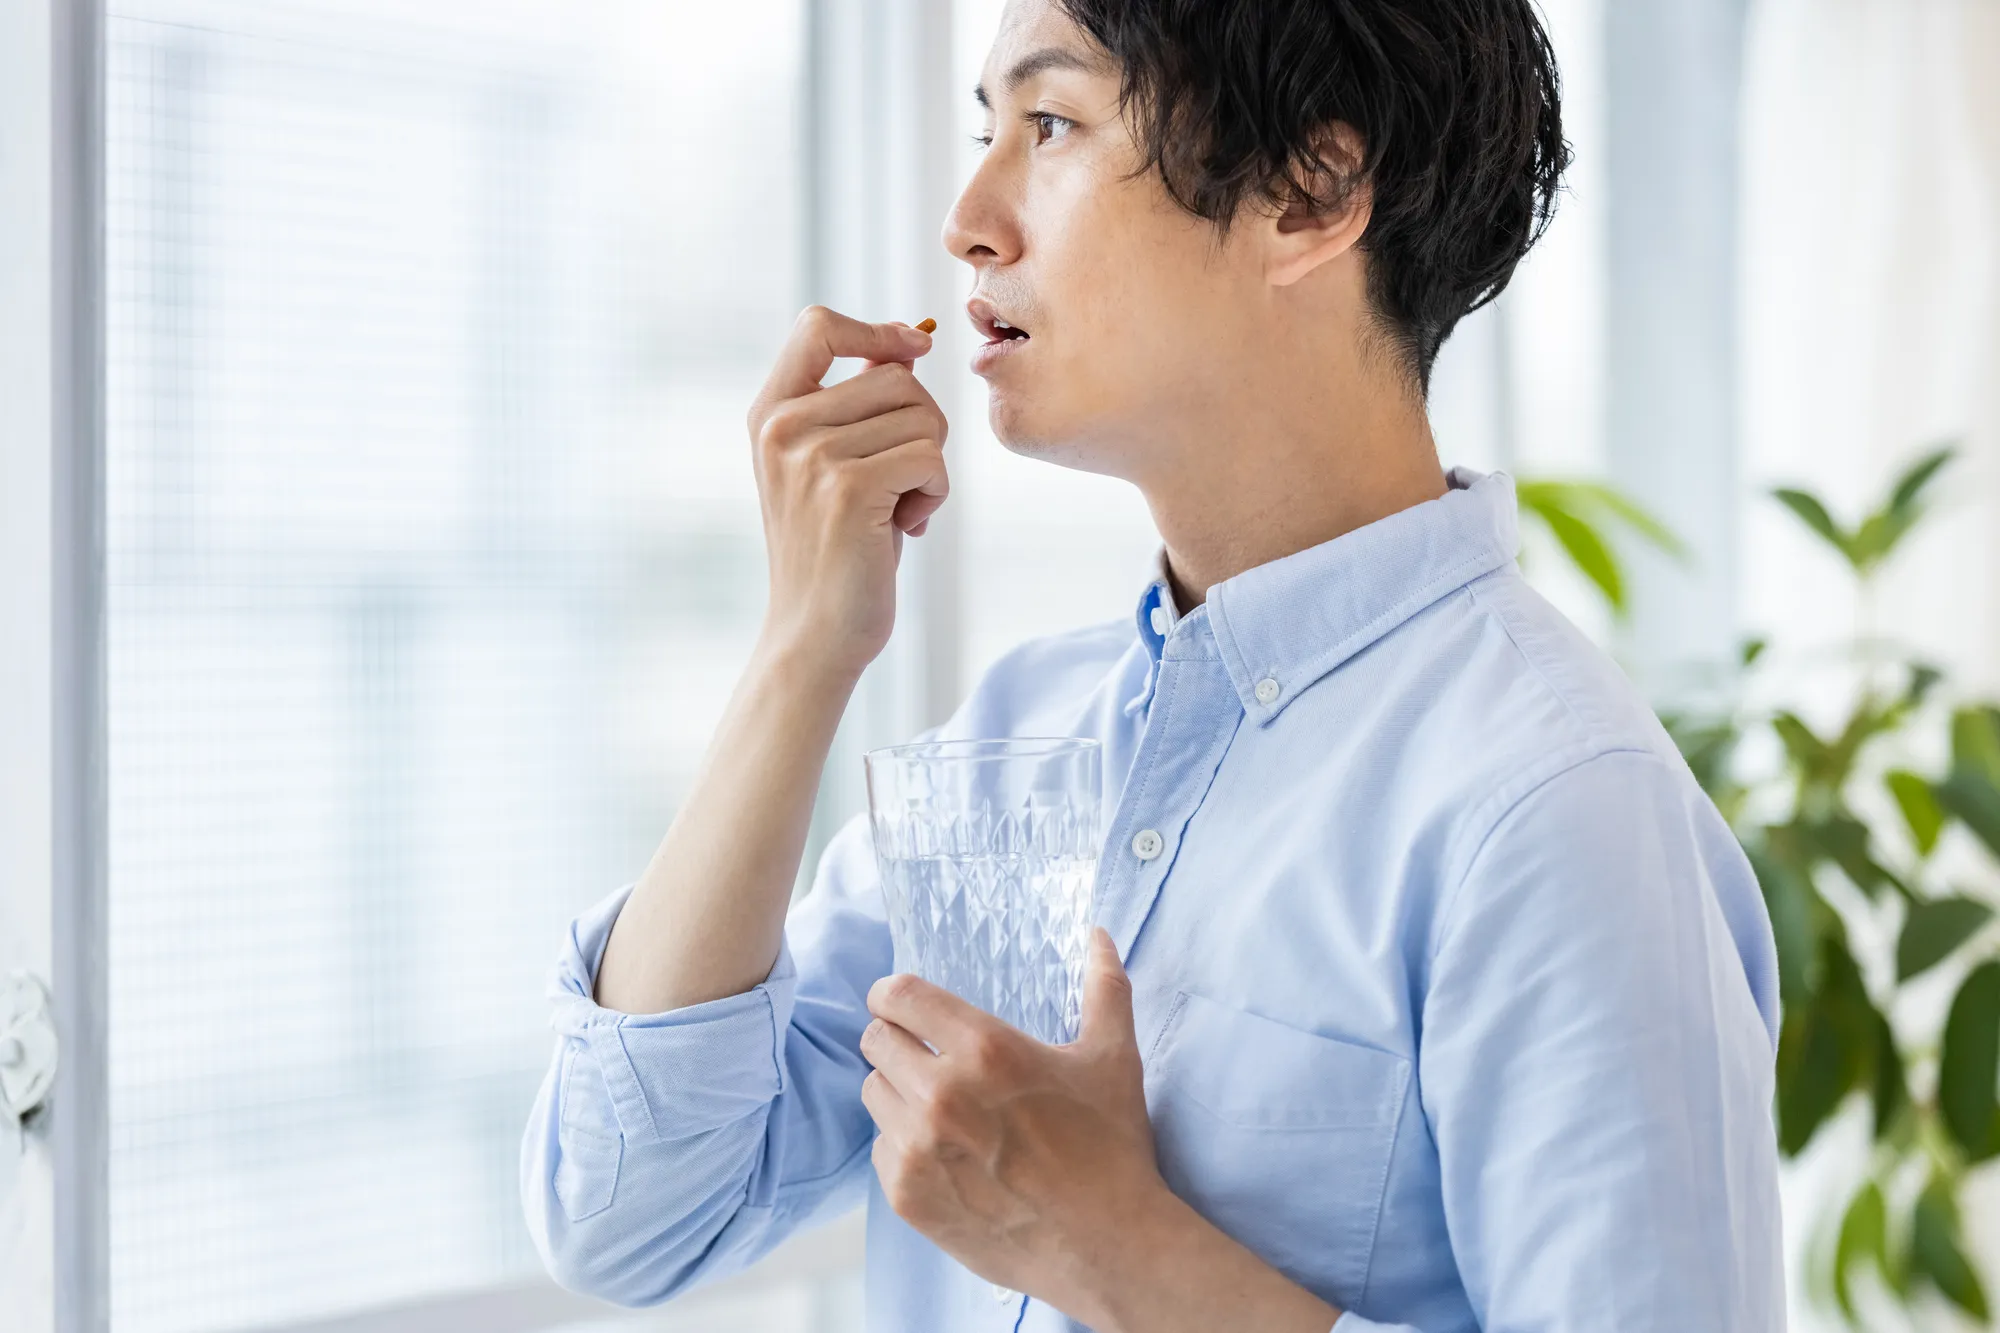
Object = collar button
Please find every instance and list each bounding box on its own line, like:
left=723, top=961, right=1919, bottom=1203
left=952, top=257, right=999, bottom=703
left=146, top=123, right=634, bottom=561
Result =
left=1254, top=677, right=1280, bottom=706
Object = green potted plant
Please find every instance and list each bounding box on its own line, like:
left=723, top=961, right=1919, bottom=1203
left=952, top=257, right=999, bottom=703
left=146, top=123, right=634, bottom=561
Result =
left=1648, top=446, right=2000, bottom=1325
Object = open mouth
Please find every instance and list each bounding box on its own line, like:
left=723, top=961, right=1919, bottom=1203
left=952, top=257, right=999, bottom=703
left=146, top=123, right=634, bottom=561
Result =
left=968, top=299, right=1031, bottom=346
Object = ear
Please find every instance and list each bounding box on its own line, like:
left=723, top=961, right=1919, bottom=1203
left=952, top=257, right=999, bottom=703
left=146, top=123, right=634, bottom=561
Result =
left=1264, top=122, right=1372, bottom=289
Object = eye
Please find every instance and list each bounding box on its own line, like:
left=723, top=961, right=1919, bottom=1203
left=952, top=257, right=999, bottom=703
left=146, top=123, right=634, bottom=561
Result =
left=969, top=112, right=1073, bottom=153
left=1025, top=111, right=1074, bottom=145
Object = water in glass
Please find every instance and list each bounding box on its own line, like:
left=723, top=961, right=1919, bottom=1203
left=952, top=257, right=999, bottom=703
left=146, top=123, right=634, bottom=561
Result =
left=866, top=737, right=1101, bottom=1305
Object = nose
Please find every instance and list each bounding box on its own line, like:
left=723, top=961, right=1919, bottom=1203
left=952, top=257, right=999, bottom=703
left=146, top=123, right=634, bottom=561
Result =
left=941, top=151, right=1021, bottom=272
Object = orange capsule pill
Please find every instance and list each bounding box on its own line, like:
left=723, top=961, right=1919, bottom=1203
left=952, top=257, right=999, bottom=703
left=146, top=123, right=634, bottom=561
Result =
left=914, top=317, right=937, bottom=334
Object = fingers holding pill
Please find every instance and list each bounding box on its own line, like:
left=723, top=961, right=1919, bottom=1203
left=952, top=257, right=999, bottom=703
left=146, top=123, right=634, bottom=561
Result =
left=747, top=308, right=953, bottom=674
left=758, top=305, right=932, bottom=405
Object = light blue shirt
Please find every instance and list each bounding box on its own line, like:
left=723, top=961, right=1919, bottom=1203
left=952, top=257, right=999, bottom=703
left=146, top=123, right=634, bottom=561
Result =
left=522, top=468, right=1784, bottom=1332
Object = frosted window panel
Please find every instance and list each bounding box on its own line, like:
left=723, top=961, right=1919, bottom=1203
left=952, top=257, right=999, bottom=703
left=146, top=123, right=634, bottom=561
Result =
left=104, top=2, right=800, bottom=1328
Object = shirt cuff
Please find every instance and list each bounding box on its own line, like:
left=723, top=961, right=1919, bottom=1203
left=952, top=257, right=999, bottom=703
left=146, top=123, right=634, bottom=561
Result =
left=547, top=884, right=799, bottom=1146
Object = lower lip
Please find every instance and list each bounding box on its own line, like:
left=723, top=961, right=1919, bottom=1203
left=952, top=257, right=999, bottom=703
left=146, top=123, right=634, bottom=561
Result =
left=971, top=335, right=1030, bottom=375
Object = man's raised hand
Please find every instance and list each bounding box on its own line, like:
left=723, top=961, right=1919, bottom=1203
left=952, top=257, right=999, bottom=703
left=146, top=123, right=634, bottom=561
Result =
left=747, top=306, right=949, bottom=681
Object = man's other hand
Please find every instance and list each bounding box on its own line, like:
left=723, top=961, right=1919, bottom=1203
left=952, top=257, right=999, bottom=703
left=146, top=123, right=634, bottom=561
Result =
left=860, top=928, right=1167, bottom=1321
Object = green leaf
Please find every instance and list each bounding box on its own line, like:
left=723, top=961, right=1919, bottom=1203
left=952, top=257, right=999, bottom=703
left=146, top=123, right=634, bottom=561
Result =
left=1830, top=692, right=1906, bottom=775
left=1749, top=840, right=1820, bottom=1007
left=1778, top=1007, right=1852, bottom=1156
left=1515, top=479, right=1693, bottom=615
left=1847, top=512, right=1894, bottom=573
left=1954, top=707, right=2000, bottom=789
left=1887, top=445, right=1956, bottom=516
left=1888, top=770, right=1946, bottom=856
left=1559, top=481, right=1689, bottom=559
left=1772, top=712, right=1832, bottom=776
left=1770, top=453, right=1950, bottom=579
left=1777, top=942, right=1871, bottom=1156
left=1940, top=769, right=2000, bottom=865
left=1847, top=510, right=1924, bottom=576
left=1939, top=960, right=2000, bottom=1160
left=1740, top=636, right=1769, bottom=668
left=1940, top=708, right=2000, bottom=860
left=1904, top=663, right=1945, bottom=710
left=1911, top=1174, right=1991, bottom=1321
left=1898, top=895, right=1993, bottom=981
left=1869, top=1007, right=1907, bottom=1143
left=1833, top=1179, right=1887, bottom=1321
left=1804, top=815, right=1893, bottom=898
left=1523, top=496, right=1625, bottom=613
left=1773, top=487, right=1855, bottom=565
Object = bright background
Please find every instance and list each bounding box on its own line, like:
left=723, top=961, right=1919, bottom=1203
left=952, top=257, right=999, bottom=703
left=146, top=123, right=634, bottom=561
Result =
left=70, top=0, right=2000, bottom=1330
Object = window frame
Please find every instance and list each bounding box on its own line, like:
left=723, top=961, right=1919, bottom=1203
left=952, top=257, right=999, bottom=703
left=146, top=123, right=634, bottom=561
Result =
left=3, top=0, right=111, bottom=1329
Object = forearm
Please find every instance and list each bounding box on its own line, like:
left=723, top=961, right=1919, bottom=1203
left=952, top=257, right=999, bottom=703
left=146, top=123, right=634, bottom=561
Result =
left=594, top=631, right=858, bottom=1013
left=1071, top=1188, right=1341, bottom=1333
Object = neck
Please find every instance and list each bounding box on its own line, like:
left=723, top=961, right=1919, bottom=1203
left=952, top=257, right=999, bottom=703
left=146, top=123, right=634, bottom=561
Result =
left=1143, top=383, right=1447, bottom=611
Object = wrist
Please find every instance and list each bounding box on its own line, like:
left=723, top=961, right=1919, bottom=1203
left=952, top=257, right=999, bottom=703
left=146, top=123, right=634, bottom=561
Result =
left=1061, top=1180, right=1200, bottom=1333
left=750, top=621, right=871, bottom=697
left=1067, top=1184, right=1342, bottom=1333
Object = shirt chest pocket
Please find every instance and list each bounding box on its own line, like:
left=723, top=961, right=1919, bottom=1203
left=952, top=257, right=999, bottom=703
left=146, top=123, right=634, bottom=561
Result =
left=1145, top=991, right=1411, bottom=1308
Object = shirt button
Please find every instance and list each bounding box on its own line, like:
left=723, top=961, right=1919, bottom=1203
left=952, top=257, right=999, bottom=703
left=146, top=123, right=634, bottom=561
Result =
left=1149, top=605, right=1171, bottom=636
left=1131, top=828, right=1164, bottom=860
left=1254, top=677, right=1280, bottom=705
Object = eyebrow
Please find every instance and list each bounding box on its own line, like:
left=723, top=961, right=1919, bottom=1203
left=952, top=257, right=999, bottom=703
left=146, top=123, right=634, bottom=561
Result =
left=972, top=46, right=1110, bottom=109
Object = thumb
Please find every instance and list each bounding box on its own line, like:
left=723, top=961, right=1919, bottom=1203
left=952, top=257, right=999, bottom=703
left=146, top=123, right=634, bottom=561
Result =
left=1078, top=927, right=1135, bottom=1052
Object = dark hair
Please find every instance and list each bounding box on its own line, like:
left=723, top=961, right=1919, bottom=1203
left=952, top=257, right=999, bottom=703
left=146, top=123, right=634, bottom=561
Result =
left=1056, top=0, right=1570, bottom=391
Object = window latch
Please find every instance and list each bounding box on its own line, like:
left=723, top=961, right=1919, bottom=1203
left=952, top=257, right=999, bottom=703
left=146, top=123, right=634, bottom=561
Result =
left=0, top=970, right=58, bottom=1137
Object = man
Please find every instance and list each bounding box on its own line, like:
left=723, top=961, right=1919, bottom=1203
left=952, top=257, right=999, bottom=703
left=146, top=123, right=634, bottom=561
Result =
left=523, top=1, right=1784, bottom=1329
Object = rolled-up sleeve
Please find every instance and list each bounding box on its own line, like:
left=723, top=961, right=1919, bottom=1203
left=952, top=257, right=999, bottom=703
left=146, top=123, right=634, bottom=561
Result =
left=522, top=812, right=890, bottom=1306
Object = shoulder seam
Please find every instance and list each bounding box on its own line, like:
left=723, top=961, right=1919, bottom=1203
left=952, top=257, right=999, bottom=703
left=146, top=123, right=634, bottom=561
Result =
left=1430, top=745, right=1672, bottom=967
left=1465, top=574, right=1600, bottom=740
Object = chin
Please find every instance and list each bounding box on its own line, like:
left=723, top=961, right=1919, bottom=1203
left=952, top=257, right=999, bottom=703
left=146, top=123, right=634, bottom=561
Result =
left=986, top=392, right=1127, bottom=476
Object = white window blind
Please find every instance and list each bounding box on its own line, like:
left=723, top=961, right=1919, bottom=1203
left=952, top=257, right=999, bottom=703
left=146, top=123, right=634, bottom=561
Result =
left=103, top=2, right=807, bottom=1327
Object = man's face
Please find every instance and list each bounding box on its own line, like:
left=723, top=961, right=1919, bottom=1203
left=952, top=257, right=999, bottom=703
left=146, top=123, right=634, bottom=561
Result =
left=944, top=0, right=1266, bottom=479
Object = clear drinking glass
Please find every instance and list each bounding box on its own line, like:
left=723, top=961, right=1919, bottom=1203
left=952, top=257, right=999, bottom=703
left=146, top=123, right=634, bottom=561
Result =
left=863, top=737, right=1102, bottom=1045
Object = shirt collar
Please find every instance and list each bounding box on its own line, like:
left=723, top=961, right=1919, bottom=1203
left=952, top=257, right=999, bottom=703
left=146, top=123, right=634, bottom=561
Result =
left=1123, top=551, right=1180, bottom=717
left=1131, top=466, right=1519, bottom=725
left=1135, top=550, right=1180, bottom=648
